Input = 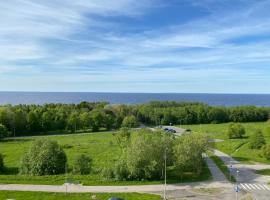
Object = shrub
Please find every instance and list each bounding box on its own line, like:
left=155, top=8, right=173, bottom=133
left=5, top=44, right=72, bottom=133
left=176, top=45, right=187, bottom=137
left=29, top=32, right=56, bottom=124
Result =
left=73, top=154, right=92, bottom=175
left=0, top=153, right=4, bottom=173
left=262, top=145, right=270, bottom=160
left=101, top=167, right=115, bottom=180
left=20, top=139, right=67, bottom=175
left=121, top=115, right=138, bottom=128
left=0, top=124, right=8, bottom=140
left=227, top=123, right=245, bottom=139
left=114, top=159, right=129, bottom=180
left=249, top=129, right=266, bottom=149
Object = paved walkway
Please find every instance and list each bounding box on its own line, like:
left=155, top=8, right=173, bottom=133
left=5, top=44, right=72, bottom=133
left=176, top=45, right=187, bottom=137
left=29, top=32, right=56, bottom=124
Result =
left=0, top=181, right=232, bottom=194
left=212, top=149, right=270, bottom=200
left=211, top=149, right=270, bottom=183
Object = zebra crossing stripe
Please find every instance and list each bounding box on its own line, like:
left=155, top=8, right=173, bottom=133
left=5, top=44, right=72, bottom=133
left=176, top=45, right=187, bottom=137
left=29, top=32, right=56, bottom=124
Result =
left=240, top=183, right=270, bottom=191
left=262, top=185, right=270, bottom=191
left=254, top=184, right=262, bottom=190
left=240, top=184, right=247, bottom=190
left=258, top=184, right=267, bottom=190
left=248, top=184, right=256, bottom=190
left=244, top=184, right=252, bottom=190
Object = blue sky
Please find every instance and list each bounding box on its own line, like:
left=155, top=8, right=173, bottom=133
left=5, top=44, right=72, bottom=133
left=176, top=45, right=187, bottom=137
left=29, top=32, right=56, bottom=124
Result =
left=0, top=0, right=270, bottom=93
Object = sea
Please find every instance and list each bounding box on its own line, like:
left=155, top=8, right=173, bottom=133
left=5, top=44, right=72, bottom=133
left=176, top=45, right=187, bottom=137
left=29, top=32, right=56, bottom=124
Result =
left=0, top=92, right=269, bottom=106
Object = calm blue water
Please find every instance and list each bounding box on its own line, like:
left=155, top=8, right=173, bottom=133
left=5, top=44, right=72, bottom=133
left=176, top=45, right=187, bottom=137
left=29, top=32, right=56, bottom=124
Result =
left=0, top=92, right=269, bottom=106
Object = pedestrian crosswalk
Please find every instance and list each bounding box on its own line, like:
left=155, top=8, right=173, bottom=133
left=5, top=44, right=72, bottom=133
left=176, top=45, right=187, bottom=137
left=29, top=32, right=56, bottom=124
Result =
left=239, top=183, right=270, bottom=191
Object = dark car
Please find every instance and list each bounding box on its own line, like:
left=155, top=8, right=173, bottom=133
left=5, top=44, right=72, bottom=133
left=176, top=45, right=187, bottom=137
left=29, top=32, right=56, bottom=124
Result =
left=108, top=198, right=124, bottom=200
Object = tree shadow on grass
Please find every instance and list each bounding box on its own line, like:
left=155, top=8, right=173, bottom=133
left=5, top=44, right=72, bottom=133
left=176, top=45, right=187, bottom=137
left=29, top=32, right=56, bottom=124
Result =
left=3, top=167, right=19, bottom=175
left=1, top=138, right=32, bottom=143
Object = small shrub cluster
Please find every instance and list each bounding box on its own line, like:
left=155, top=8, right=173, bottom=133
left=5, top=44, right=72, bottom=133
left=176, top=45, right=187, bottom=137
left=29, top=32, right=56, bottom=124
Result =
left=73, top=154, right=92, bottom=175
left=249, top=129, right=266, bottom=149
left=227, top=123, right=245, bottom=139
left=20, top=139, right=67, bottom=176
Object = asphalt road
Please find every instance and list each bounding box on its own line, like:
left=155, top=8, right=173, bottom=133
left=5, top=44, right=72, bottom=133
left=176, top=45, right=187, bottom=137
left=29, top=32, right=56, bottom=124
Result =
left=212, top=149, right=270, bottom=200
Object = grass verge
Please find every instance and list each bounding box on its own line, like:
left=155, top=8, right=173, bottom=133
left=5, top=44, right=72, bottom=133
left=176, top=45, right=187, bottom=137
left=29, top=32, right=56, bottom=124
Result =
left=0, top=191, right=162, bottom=200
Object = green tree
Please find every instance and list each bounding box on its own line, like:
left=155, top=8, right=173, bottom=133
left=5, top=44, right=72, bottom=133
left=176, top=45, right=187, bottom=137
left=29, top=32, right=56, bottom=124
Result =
left=103, top=111, right=115, bottom=130
left=123, top=129, right=173, bottom=180
left=27, top=110, right=40, bottom=132
left=121, top=115, right=138, bottom=128
left=249, top=129, right=266, bottom=149
left=41, top=111, right=53, bottom=131
left=0, top=124, right=8, bottom=140
left=174, top=134, right=208, bottom=176
left=89, top=110, right=103, bottom=132
left=227, top=123, right=245, bottom=139
left=67, top=112, right=79, bottom=132
left=73, top=154, right=92, bottom=175
left=79, top=112, right=91, bottom=130
left=20, top=139, right=67, bottom=175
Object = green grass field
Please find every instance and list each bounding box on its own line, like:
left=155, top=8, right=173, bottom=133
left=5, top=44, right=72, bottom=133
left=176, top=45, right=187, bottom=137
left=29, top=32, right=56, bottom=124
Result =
left=182, top=122, right=270, bottom=164
left=0, top=131, right=211, bottom=185
left=0, top=191, right=162, bottom=200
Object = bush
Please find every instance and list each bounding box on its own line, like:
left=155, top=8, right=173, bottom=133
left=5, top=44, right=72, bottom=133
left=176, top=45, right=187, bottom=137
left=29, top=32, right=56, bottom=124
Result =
left=101, top=167, right=115, bottom=180
left=262, top=145, right=270, bottom=160
left=20, top=139, right=67, bottom=175
left=73, top=154, right=92, bottom=175
left=121, top=115, right=139, bottom=128
left=114, top=159, right=129, bottom=180
left=227, top=123, right=245, bottom=139
left=0, top=124, right=8, bottom=140
left=249, top=129, right=266, bottom=149
left=0, top=153, right=4, bottom=173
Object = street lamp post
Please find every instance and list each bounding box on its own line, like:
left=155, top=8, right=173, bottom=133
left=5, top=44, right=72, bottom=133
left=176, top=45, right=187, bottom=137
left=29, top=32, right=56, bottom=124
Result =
left=235, top=169, right=240, bottom=200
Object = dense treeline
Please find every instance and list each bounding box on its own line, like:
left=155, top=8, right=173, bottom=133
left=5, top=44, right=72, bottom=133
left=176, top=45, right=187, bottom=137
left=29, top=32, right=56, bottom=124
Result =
left=138, top=101, right=269, bottom=125
left=0, top=101, right=269, bottom=137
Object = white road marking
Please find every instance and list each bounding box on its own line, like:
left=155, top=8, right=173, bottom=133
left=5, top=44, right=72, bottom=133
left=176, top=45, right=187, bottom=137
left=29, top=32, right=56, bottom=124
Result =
left=254, top=184, right=262, bottom=190
left=262, top=185, right=270, bottom=191
left=258, top=184, right=266, bottom=190
left=248, top=184, right=256, bottom=190
left=244, top=184, right=252, bottom=190
left=240, top=183, right=247, bottom=190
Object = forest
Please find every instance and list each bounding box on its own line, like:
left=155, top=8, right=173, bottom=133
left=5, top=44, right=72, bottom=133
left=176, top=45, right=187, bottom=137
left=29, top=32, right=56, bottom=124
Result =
left=0, top=101, right=269, bottom=137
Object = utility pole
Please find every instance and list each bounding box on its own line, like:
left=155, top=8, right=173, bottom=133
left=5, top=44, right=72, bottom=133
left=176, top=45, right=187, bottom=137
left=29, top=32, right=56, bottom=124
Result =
left=65, top=163, right=68, bottom=195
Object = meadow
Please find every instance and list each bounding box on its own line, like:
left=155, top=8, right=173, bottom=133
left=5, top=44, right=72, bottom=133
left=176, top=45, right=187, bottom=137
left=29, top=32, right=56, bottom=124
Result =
left=182, top=122, right=270, bottom=164
left=0, top=191, right=162, bottom=200
left=0, top=131, right=210, bottom=185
